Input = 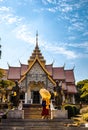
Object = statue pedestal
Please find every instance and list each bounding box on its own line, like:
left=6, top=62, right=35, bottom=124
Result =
left=51, top=109, right=67, bottom=119
left=7, top=110, right=24, bottom=119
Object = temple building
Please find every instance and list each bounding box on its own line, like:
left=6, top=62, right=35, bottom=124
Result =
left=2, top=33, right=77, bottom=104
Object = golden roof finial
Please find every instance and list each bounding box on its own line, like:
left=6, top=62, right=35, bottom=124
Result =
left=36, top=30, right=38, bottom=48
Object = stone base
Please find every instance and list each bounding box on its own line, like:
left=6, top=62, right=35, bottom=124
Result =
left=51, top=109, right=68, bottom=119
left=7, top=110, right=24, bottom=119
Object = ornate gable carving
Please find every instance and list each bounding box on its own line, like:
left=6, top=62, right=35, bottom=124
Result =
left=27, top=61, right=47, bottom=83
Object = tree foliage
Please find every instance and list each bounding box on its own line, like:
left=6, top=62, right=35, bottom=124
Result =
left=0, top=80, right=15, bottom=89
left=81, top=83, right=88, bottom=98
left=0, top=68, right=5, bottom=79
left=0, top=68, right=15, bottom=94
left=76, top=79, right=88, bottom=103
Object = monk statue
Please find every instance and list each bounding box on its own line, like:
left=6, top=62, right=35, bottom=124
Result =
left=11, top=81, right=20, bottom=107
left=54, top=81, right=63, bottom=109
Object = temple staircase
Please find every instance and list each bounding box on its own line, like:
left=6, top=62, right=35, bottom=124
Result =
left=0, top=104, right=87, bottom=130
left=0, top=118, right=87, bottom=130
left=23, top=104, right=43, bottom=119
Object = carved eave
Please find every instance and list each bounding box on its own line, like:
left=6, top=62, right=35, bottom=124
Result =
left=19, top=55, right=56, bottom=86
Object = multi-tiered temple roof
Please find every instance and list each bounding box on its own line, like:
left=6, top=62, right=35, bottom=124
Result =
left=3, top=33, right=77, bottom=94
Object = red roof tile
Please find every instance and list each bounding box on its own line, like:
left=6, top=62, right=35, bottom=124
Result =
left=45, top=64, right=53, bottom=76
left=65, top=70, right=75, bottom=83
left=53, top=67, right=65, bottom=80
left=62, top=82, right=67, bottom=90
left=8, top=67, right=21, bottom=80
left=20, top=64, right=28, bottom=76
left=67, top=85, right=77, bottom=93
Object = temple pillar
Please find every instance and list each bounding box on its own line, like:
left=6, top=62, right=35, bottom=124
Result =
left=25, top=92, right=27, bottom=103
left=7, top=94, right=10, bottom=102
left=62, top=94, right=65, bottom=102
left=2, top=94, right=5, bottom=102
left=72, top=94, right=75, bottom=104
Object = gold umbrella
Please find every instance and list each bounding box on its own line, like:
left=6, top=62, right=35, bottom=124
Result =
left=39, top=88, right=51, bottom=99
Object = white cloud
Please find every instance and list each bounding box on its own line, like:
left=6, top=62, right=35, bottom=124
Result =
left=0, top=5, right=35, bottom=45
left=63, top=42, right=88, bottom=49
left=0, top=6, right=10, bottom=12
left=68, top=22, right=84, bottom=32
left=1, top=14, right=21, bottom=24
left=0, top=0, right=87, bottom=61
left=73, top=22, right=84, bottom=30
left=0, top=6, right=23, bottom=25
left=59, top=3, right=73, bottom=13
left=41, top=41, right=88, bottom=59
left=77, top=42, right=88, bottom=49
left=42, top=0, right=48, bottom=5
left=54, top=46, right=77, bottom=59
left=47, top=7, right=56, bottom=12
left=13, top=25, right=35, bottom=45
left=42, top=42, right=77, bottom=59
left=7, top=17, right=19, bottom=24
left=42, top=0, right=87, bottom=35
left=12, top=21, right=87, bottom=60
left=83, top=32, right=88, bottom=36
left=68, top=36, right=76, bottom=40
left=0, top=0, right=4, bottom=2
left=45, top=0, right=56, bottom=4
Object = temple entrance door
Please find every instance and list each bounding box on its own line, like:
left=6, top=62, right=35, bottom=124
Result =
left=33, top=91, right=40, bottom=104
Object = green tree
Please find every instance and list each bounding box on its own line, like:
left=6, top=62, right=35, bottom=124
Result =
left=0, top=68, right=14, bottom=88
left=81, top=83, right=88, bottom=100
left=0, top=68, right=5, bottom=79
left=76, top=79, right=88, bottom=103
left=0, top=69, right=15, bottom=102
left=0, top=80, right=15, bottom=89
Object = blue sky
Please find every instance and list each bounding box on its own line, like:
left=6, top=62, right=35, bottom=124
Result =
left=0, top=0, right=88, bottom=83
